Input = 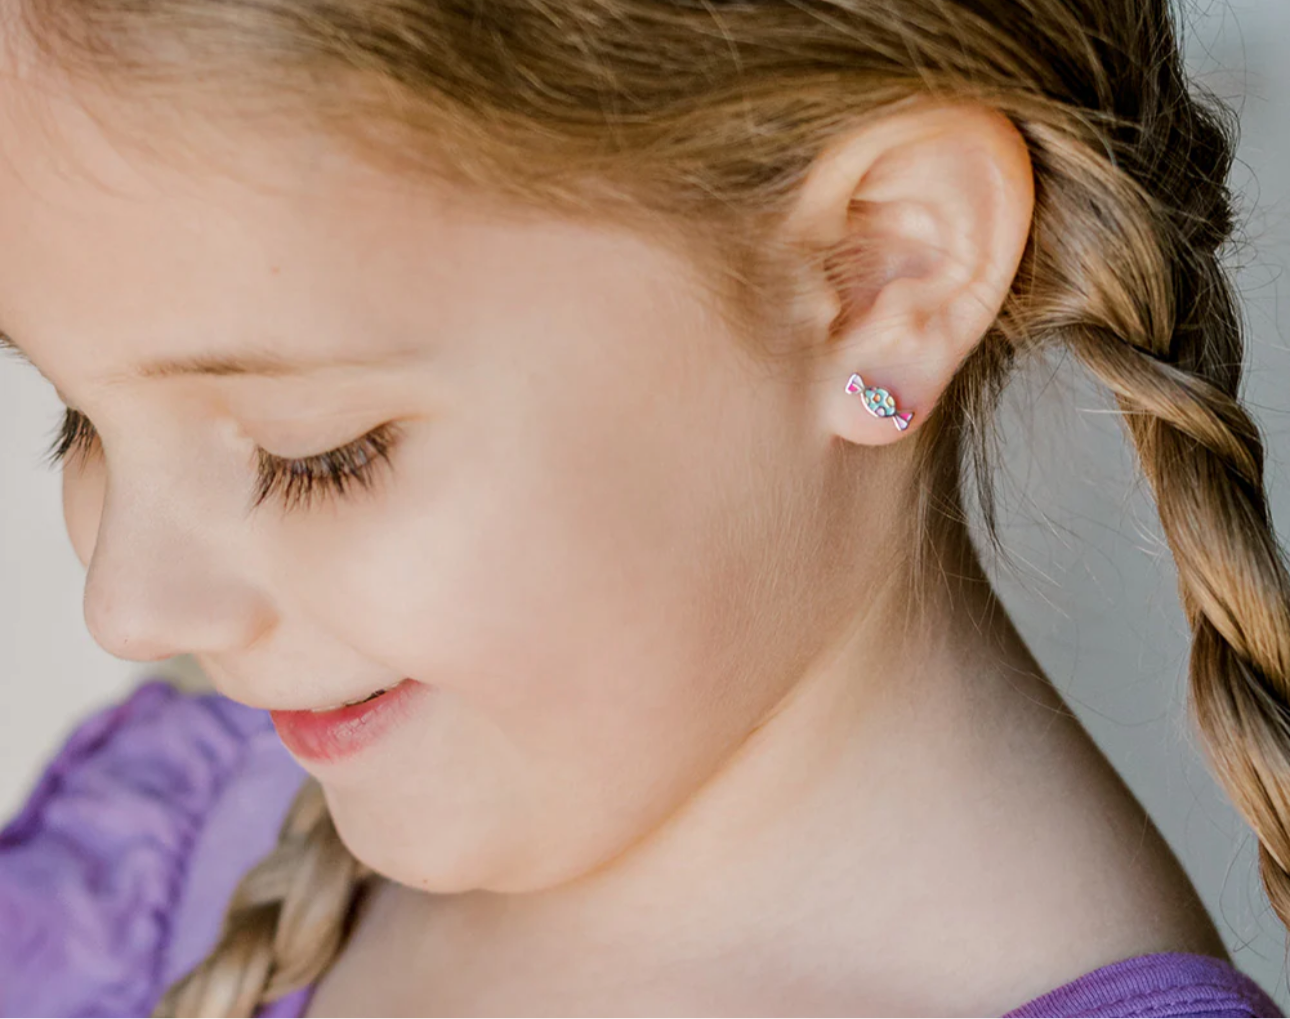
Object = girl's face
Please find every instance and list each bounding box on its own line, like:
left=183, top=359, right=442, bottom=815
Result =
left=0, top=76, right=884, bottom=893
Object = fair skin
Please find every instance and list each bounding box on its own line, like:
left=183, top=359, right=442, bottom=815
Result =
left=0, top=57, right=1226, bottom=1017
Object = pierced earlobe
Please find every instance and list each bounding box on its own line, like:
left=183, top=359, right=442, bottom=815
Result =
left=845, top=373, right=914, bottom=431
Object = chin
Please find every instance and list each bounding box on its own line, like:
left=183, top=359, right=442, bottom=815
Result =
left=320, top=781, right=510, bottom=895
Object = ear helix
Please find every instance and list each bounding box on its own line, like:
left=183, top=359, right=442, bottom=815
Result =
left=845, top=373, right=914, bottom=431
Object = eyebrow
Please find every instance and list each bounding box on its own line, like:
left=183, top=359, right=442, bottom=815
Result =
left=0, top=330, right=423, bottom=380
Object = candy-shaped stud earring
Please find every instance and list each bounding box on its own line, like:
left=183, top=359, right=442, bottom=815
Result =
left=845, top=373, right=914, bottom=431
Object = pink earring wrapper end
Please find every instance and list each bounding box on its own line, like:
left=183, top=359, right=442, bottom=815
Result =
left=893, top=412, right=914, bottom=431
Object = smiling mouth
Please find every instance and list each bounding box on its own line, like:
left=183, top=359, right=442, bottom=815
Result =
left=270, top=679, right=428, bottom=763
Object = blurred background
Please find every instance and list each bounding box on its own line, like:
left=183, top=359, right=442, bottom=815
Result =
left=2, top=0, right=1289, bottom=1010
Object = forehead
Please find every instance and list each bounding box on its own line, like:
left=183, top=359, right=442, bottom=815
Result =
left=0, top=64, right=502, bottom=387
left=0, top=55, right=729, bottom=408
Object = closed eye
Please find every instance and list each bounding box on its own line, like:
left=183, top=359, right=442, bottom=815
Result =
left=44, top=407, right=402, bottom=513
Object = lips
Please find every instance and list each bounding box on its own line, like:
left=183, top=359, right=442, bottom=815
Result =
left=269, top=678, right=428, bottom=763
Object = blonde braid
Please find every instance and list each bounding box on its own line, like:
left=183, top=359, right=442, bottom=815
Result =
left=1074, top=320, right=1290, bottom=886
left=1006, top=85, right=1290, bottom=930
left=1068, top=307, right=1290, bottom=908
left=152, top=779, right=372, bottom=1018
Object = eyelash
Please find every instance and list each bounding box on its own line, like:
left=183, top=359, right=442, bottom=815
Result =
left=43, top=408, right=401, bottom=514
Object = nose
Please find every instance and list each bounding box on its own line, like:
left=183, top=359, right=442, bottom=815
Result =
left=81, top=473, right=275, bottom=663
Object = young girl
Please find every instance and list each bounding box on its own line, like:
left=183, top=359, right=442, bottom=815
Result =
left=0, top=0, right=1285, bottom=1015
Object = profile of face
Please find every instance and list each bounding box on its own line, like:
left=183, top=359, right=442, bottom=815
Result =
left=0, top=57, right=1032, bottom=898
left=0, top=79, right=826, bottom=895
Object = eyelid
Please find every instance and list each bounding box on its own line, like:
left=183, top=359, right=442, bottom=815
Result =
left=44, top=407, right=403, bottom=513
left=251, top=421, right=402, bottom=513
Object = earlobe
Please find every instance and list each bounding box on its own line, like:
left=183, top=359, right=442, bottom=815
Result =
left=784, top=100, right=1035, bottom=447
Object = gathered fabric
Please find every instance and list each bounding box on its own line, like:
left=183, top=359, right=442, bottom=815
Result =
left=0, top=680, right=308, bottom=1017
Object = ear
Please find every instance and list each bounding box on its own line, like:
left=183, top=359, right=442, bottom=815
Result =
left=780, top=100, right=1035, bottom=446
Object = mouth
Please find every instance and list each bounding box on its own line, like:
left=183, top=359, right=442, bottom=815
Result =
left=269, top=678, right=429, bottom=763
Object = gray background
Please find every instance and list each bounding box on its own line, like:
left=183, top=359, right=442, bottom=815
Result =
left=1, top=0, right=1288, bottom=1010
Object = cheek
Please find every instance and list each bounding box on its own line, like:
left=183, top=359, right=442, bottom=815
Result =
left=290, top=400, right=813, bottom=888
left=61, top=462, right=105, bottom=570
left=306, top=418, right=738, bottom=721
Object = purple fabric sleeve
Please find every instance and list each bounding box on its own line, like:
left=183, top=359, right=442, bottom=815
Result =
left=1002, top=951, right=1282, bottom=1017
left=0, top=679, right=307, bottom=1017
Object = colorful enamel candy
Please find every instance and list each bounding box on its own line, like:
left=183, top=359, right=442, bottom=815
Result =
left=845, top=373, right=914, bottom=431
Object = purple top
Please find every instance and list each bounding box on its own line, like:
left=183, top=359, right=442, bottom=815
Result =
left=0, top=679, right=1281, bottom=1018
